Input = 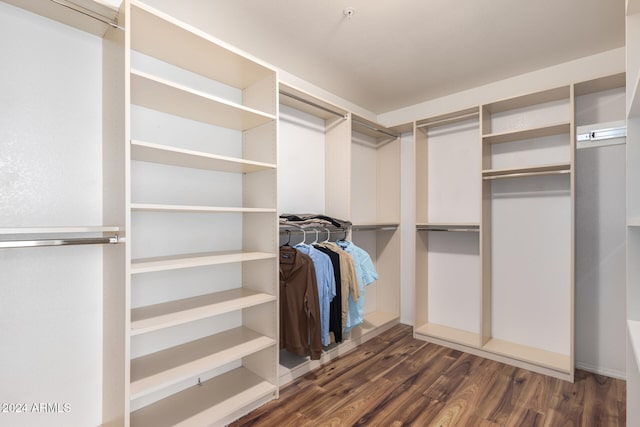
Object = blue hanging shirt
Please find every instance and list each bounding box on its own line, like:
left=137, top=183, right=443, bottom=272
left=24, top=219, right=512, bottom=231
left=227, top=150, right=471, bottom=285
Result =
left=337, top=240, right=378, bottom=332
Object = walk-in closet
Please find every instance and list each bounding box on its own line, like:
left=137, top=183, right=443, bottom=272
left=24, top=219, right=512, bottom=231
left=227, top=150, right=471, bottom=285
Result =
left=0, top=0, right=633, bottom=425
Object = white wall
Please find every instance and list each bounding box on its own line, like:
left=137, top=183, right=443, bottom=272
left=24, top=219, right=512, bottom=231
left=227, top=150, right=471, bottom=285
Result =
left=0, top=3, right=103, bottom=426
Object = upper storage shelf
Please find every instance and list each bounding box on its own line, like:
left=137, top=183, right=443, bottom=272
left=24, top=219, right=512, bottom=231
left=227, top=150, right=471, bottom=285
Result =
left=482, top=122, right=570, bottom=144
left=130, top=1, right=274, bottom=90
left=483, top=86, right=570, bottom=115
left=130, top=70, right=275, bottom=130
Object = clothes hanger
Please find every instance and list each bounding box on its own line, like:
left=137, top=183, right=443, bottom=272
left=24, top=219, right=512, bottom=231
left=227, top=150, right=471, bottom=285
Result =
left=280, top=230, right=291, bottom=247
left=312, top=229, right=319, bottom=245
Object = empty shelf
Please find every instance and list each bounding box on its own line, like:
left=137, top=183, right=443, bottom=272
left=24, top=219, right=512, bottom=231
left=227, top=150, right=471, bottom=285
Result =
left=131, top=204, right=276, bottom=214
left=130, top=70, right=275, bottom=130
left=414, top=323, right=480, bottom=348
left=130, top=1, right=274, bottom=90
left=130, top=327, right=275, bottom=400
left=0, top=226, right=120, bottom=235
left=131, top=251, right=276, bottom=274
left=629, top=217, right=640, bottom=227
left=130, top=367, right=276, bottom=427
left=482, top=122, right=570, bottom=144
left=482, top=163, right=571, bottom=180
left=482, top=338, right=570, bottom=373
left=131, top=140, right=276, bottom=173
left=131, top=288, right=276, bottom=335
left=359, top=311, right=399, bottom=334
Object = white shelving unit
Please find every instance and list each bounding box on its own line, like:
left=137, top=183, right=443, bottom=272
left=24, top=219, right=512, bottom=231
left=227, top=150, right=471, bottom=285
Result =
left=414, top=108, right=483, bottom=351
left=628, top=0, right=640, bottom=423
left=277, top=84, right=401, bottom=385
left=102, top=2, right=280, bottom=425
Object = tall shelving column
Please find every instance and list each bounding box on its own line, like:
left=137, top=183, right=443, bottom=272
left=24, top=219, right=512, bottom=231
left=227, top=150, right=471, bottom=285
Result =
left=121, top=2, right=279, bottom=426
left=480, top=86, right=574, bottom=381
left=627, top=0, right=640, bottom=423
left=350, top=116, right=401, bottom=337
left=413, top=109, right=482, bottom=348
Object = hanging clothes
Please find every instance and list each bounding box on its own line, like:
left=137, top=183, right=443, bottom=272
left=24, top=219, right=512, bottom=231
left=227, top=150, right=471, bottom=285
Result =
left=316, top=241, right=359, bottom=332
left=336, top=240, right=379, bottom=332
left=294, top=243, right=336, bottom=347
left=313, top=244, right=343, bottom=343
left=279, top=246, right=322, bottom=360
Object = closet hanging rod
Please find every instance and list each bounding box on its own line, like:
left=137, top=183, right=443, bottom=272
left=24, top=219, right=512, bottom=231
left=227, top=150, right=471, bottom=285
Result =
left=49, top=0, right=123, bottom=30
left=417, top=228, right=479, bottom=233
left=352, top=226, right=398, bottom=232
left=416, top=111, right=479, bottom=129
left=0, top=236, right=120, bottom=249
left=279, top=91, right=348, bottom=120
left=352, top=119, right=399, bottom=139
left=482, top=169, right=570, bottom=181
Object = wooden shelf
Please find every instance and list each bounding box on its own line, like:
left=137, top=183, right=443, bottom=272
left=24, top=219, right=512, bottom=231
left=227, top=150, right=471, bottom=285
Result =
left=130, top=367, right=276, bottom=427
left=130, top=1, right=274, bottom=90
left=482, top=163, right=571, bottom=180
left=130, top=70, right=275, bottom=131
left=483, top=86, right=570, bottom=113
left=629, top=217, right=640, bottom=227
left=482, top=338, right=571, bottom=373
left=130, top=327, right=275, bottom=400
left=358, top=311, right=399, bottom=335
left=131, top=204, right=275, bottom=214
left=482, top=122, right=570, bottom=144
left=130, top=140, right=276, bottom=173
left=130, top=251, right=276, bottom=275
left=414, top=323, right=480, bottom=348
left=0, top=226, right=120, bottom=235
left=131, top=289, right=276, bottom=335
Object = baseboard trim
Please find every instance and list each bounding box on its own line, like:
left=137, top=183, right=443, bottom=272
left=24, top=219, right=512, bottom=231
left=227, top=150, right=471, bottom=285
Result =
left=576, top=361, right=626, bottom=380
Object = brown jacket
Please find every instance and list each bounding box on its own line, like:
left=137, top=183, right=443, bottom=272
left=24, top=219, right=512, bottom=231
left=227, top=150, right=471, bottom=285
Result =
left=279, top=247, right=322, bottom=360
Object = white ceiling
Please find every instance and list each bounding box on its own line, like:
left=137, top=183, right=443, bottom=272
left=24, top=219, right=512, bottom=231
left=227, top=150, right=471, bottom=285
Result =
left=150, top=0, right=625, bottom=114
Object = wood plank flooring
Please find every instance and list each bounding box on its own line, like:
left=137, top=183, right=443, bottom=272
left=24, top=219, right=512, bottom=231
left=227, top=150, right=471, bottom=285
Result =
left=230, top=324, right=626, bottom=427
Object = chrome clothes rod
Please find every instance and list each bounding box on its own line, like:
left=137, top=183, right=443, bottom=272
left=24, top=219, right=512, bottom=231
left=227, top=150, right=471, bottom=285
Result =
left=352, top=119, right=398, bottom=139
left=50, top=0, right=122, bottom=29
left=0, top=236, right=120, bottom=249
left=416, top=112, right=479, bottom=129
left=352, top=226, right=398, bottom=232
left=279, top=91, right=348, bottom=120
left=418, top=228, right=479, bottom=233
left=483, top=170, right=570, bottom=181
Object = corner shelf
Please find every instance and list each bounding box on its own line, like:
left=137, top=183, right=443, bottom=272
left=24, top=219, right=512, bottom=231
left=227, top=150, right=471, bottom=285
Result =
left=131, top=289, right=276, bottom=336
left=130, top=367, right=276, bottom=427
left=130, top=327, right=275, bottom=400
left=130, top=70, right=275, bottom=130
left=414, top=323, right=480, bottom=348
left=130, top=251, right=276, bottom=275
left=482, top=338, right=571, bottom=374
left=130, top=140, right=276, bottom=173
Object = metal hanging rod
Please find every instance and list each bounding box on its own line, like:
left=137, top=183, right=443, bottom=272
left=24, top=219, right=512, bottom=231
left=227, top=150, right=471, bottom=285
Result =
left=0, top=236, right=120, bottom=249
left=352, top=225, right=398, bottom=232
left=418, top=228, right=479, bottom=233
left=483, top=169, right=570, bottom=181
left=416, top=111, right=479, bottom=129
left=352, top=119, right=398, bottom=139
left=279, top=91, right=348, bottom=120
left=50, top=0, right=123, bottom=30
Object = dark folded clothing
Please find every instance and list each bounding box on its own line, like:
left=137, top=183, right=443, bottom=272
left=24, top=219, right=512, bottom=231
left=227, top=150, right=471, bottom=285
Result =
left=280, top=214, right=352, bottom=229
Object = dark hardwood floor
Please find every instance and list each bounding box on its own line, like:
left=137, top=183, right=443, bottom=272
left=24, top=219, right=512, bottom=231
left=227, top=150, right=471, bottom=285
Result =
left=230, top=324, right=626, bottom=427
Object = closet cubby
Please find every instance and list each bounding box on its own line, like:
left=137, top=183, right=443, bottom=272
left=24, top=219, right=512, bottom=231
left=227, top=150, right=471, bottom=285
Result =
left=628, top=0, right=640, bottom=424
left=350, top=115, right=401, bottom=336
left=414, top=108, right=482, bottom=348
left=278, top=84, right=400, bottom=384
left=103, top=1, right=281, bottom=425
